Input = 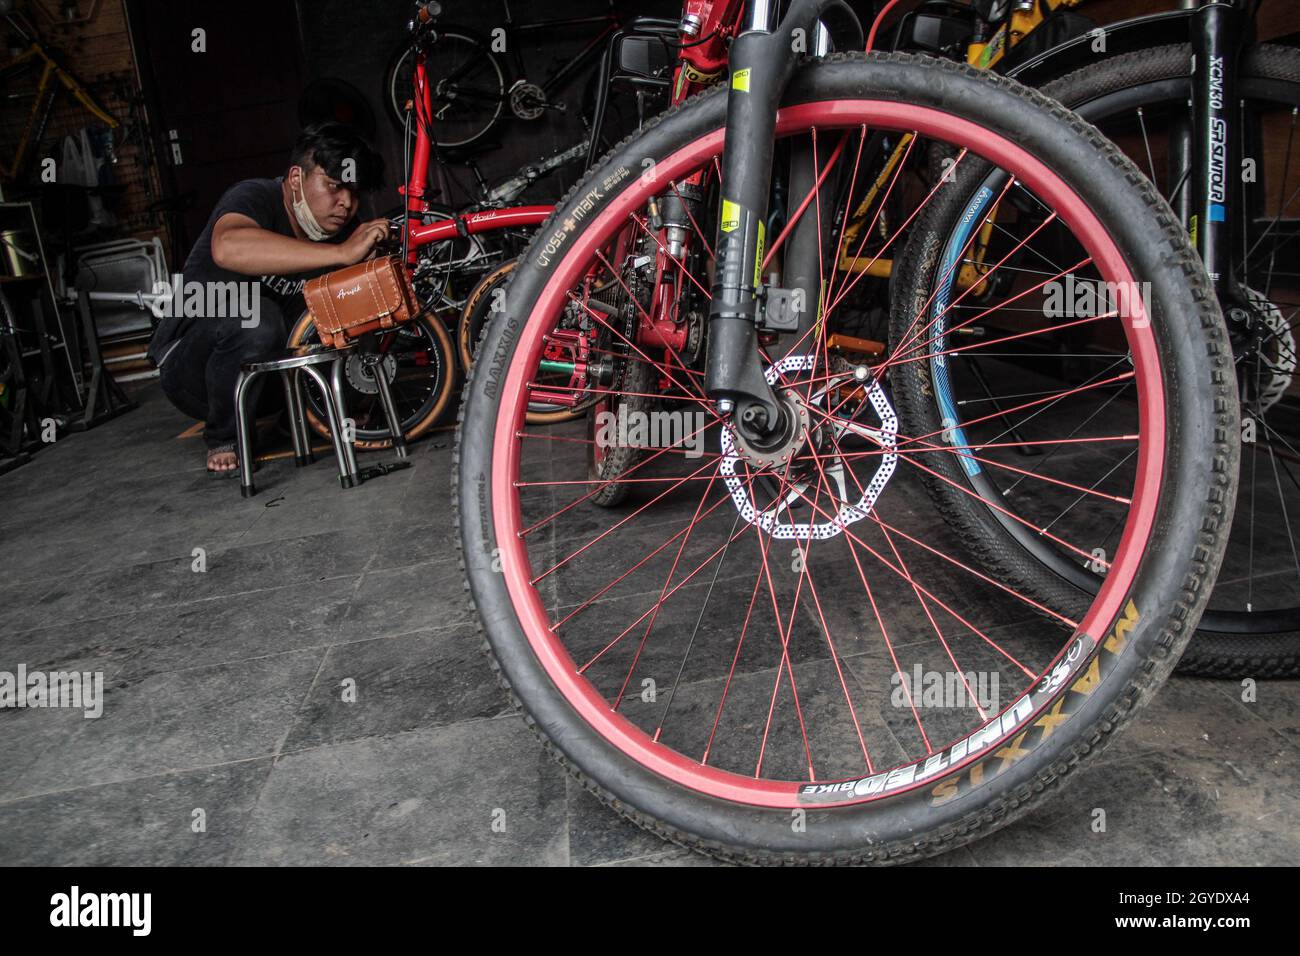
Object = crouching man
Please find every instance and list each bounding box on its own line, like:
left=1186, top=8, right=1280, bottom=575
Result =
left=148, top=122, right=390, bottom=476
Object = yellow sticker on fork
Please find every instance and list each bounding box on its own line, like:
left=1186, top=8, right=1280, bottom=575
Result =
left=720, top=199, right=741, bottom=233
left=731, top=68, right=751, bottom=92
left=753, top=220, right=766, bottom=289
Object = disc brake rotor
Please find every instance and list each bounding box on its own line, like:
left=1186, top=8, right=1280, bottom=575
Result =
left=1240, top=287, right=1296, bottom=413
left=720, top=353, right=898, bottom=541
left=345, top=352, right=398, bottom=395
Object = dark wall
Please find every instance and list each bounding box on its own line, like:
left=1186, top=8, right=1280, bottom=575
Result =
left=296, top=0, right=680, bottom=211
left=128, top=0, right=308, bottom=249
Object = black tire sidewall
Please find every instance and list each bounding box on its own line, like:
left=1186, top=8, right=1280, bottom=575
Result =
left=457, top=55, right=1236, bottom=859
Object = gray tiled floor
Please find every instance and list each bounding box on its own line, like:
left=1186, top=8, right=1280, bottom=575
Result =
left=0, top=382, right=1296, bottom=866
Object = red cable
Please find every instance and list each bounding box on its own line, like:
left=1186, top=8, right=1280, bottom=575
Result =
left=865, top=0, right=905, bottom=52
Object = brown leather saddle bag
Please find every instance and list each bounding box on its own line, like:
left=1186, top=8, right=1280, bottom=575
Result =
left=302, top=255, right=419, bottom=349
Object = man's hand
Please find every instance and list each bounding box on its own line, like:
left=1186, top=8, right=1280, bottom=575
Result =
left=337, top=218, right=392, bottom=266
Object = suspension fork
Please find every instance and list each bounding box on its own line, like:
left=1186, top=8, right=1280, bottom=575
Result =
left=1189, top=0, right=1246, bottom=295
left=705, top=0, right=848, bottom=443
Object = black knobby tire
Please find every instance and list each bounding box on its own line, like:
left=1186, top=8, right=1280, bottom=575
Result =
left=892, top=43, right=1299, bottom=678
left=1045, top=43, right=1300, bottom=677
left=455, top=53, right=1237, bottom=863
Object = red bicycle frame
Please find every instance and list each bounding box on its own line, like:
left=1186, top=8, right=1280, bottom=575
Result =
left=397, top=24, right=553, bottom=272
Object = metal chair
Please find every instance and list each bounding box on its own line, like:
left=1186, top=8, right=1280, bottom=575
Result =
left=234, top=344, right=408, bottom=498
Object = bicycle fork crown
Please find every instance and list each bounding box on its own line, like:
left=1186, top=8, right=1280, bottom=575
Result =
left=719, top=354, right=899, bottom=541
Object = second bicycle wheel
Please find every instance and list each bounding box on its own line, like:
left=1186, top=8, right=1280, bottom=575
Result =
left=455, top=53, right=1237, bottom=863
left=287, top=309, right=455, bottom=450
left=891, top=44, right=1300, bottom=676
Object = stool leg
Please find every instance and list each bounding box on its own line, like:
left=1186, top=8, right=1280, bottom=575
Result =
left=291, top=369, right=315, bottom=464
left=281, top=370, right=308, bottom=467
left=234, top=370, right=258, bottom=497
left=332, top=357, right=361, bottom=482
left=367, top=356, right=408, bottom=459
left=302, top=365, right=356, bottom=489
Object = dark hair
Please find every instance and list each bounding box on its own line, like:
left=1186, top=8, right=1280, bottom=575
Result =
left=288, top=122, right=385, bottom=193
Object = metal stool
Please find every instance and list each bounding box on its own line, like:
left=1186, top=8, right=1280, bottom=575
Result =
left=234, top=345, right=408, bottom=498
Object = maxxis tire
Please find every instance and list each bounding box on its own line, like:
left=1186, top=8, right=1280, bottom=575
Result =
left=455, top=53, right=1238, bottom=864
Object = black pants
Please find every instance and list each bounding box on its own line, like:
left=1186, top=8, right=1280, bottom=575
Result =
left=159, top=297, right=287, bottom=449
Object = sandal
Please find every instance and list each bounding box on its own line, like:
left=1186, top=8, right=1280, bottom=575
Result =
left=206, top=443, right=239, bottom=478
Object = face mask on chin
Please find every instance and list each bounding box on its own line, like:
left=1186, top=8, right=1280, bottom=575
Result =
left=290, top=167, right=329, bottom=241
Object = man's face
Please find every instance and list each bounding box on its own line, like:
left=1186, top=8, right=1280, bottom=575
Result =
left=293, top=163, right=359, bottom=235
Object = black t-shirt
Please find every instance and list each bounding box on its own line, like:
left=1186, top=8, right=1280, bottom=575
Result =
left=147, top=177, right=355, bottom=364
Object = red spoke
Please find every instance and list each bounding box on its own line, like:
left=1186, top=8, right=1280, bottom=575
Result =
left=892, top=434, right=1132, bottom=506
left=531, top=455, right=721, bottom=584
left=881, top=312, right=1116, bottom=376
left=882, top=254, right=1094, bottom=378
left=790, top=540, right=875, bottom=772
left=764, top=398, right=1081, bottom=631
left=580, top=468, right=763, bottom=673
left=751, top=463, right=815, bottom=781
left=630, top=214, right=712, bottom=298
left=802, top=415, right=1039, bottom=687
left=821, top=124, right=869, bottom=317
left=798, top=389, right=1117, bottom=575
left=873, top=516, right=990, bottom=722
left=825, top=134, right=926, bottom=309
left=877, top=370, right=1136, bottom=453
left=827, top=144, right=967, bottom=317
left=520, top=414, right=719, bottom=538
left=761, top=129, right=847, bottom=271
left=844, top=528, right=932, bottom=754
left=891, top=444, right=1114, bottom=570
left=884, top=177, right=1026, bottom=368
left=614, top=471, right=723, bottom=709
left=554, top=483, right=738, bottom=631
left=788, top=433, right=1139, bottom=461
left=774, top=424, right=874, bottom=772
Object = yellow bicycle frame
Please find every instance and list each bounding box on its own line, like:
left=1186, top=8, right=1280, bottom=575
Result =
left=1, top=42, right=119, bottom=181
left=835, top=0, right=1083, bottom=286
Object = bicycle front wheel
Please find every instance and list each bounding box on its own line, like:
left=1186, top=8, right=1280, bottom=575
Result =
left=455, top=54, right=1237, bottom=863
